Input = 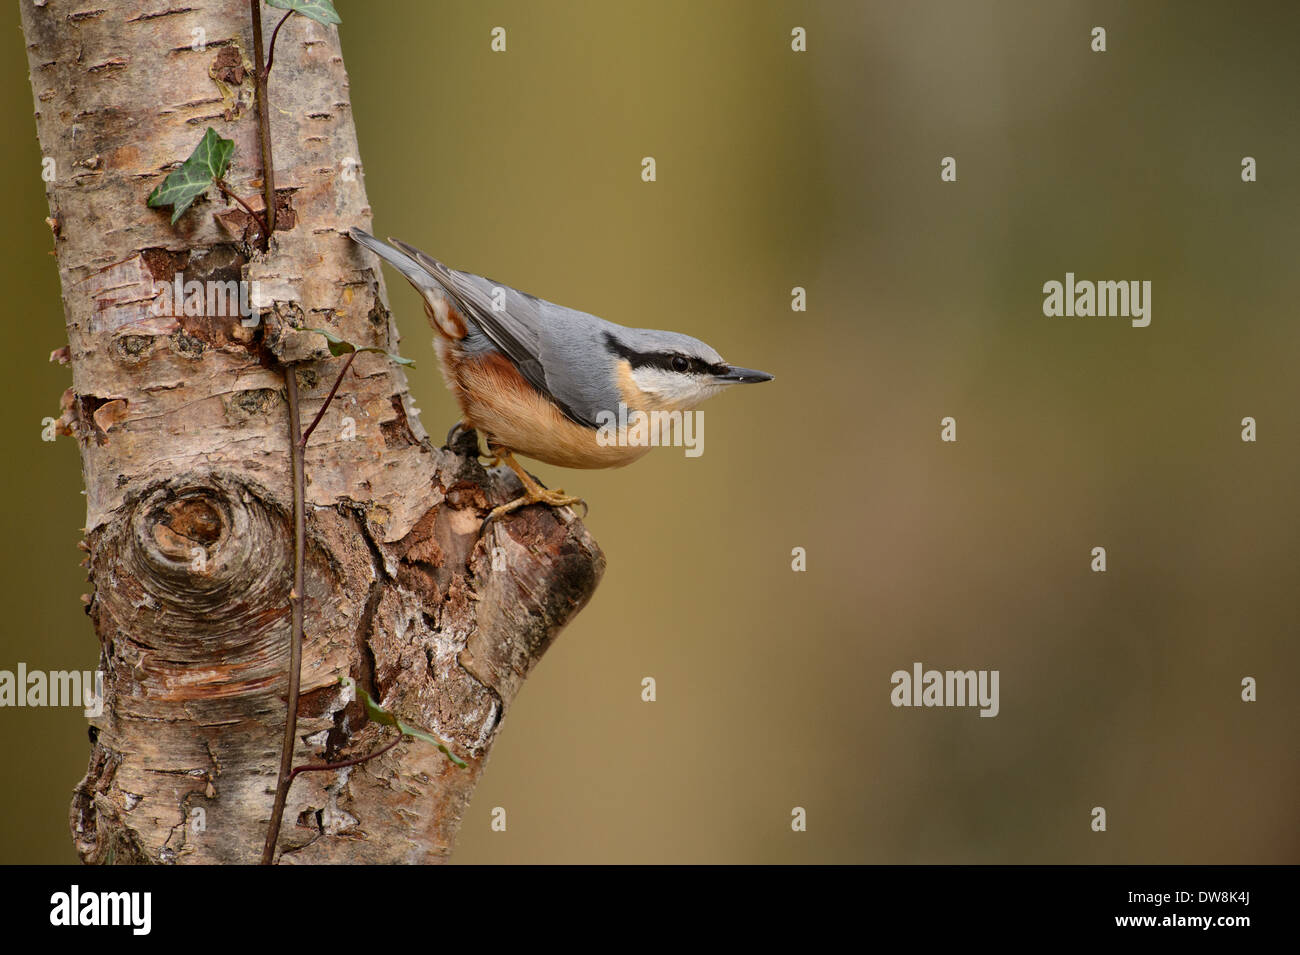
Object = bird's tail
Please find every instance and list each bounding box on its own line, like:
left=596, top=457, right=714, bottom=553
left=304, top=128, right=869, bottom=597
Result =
left=347, top=227, right=449, bottom=302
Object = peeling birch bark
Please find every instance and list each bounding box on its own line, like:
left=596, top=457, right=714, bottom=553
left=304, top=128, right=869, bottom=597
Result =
left=21, top=0, right=603, bottom=865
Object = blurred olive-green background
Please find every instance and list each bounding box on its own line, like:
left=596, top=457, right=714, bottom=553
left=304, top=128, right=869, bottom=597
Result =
left=3, top=1, right=1297, bottom=863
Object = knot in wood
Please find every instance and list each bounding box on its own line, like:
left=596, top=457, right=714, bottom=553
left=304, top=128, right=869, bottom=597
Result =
left=123, top=472, right=290, bottom=619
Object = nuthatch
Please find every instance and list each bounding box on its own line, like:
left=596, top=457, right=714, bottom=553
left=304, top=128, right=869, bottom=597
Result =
left=348, top=228, right=773, bottom=523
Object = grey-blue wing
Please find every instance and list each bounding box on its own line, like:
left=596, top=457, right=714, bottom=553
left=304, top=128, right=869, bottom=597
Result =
left=532, top=302, right=626, bottom=429
left=385, top=238, right=616, bottom=428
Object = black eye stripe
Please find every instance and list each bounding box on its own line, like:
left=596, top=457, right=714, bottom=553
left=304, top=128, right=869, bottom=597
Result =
left=604, top=333, right=726, bottom=376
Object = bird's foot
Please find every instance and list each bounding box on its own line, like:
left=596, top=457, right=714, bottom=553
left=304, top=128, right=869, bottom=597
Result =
left=485, top=485, right=586, bottom=524
left=448, top=422, right=502, bottom=465
left=480, top=447, right=588, bottom=536
left=446, top=420, right=482, bottom=453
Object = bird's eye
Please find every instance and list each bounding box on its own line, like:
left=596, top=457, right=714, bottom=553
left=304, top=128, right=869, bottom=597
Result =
left=671, top=355, right=689, bottom=373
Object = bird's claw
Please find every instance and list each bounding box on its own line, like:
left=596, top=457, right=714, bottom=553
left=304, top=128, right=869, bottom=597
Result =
left=478, top=487, right=587, bottom=538
left=475, top=446, right=587, bottom=538
left=447, top=420, right=480, bottom=451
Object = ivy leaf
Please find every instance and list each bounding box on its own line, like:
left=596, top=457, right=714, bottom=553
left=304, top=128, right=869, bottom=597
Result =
left=266, top=0, right=341, bottom=26
left=302, top=327, right=415, bottom=366
left=342, top=678, right=466, bottom=768
left=147, top=127, right=235, bottom=224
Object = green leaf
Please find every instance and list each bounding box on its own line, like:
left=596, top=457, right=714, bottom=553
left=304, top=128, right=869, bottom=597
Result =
left=266, top=0, right=341, bottom=26
left=301, top=327, right=415, bottom=367
left=342, top=678, right=467, bottom=768
left=147, top=127, right=235, bottom=224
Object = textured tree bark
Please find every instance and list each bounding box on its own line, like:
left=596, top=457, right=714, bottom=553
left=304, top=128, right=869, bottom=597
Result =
left=22, top=0, right=603, bottom=864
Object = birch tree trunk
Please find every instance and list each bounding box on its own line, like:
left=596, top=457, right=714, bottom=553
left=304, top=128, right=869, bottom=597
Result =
left=21, top=0, right=603, bottom=865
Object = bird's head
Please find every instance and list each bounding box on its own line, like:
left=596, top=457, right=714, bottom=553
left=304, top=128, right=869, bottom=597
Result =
left=605, top=329, right=773, bottom=412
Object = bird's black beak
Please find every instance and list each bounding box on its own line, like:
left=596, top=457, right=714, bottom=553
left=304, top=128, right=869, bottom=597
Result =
left=716, top=365, right=774, bottom=384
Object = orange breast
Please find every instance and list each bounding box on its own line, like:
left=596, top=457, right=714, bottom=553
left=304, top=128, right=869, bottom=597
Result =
left=439, top=345, right=650, bottom=470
